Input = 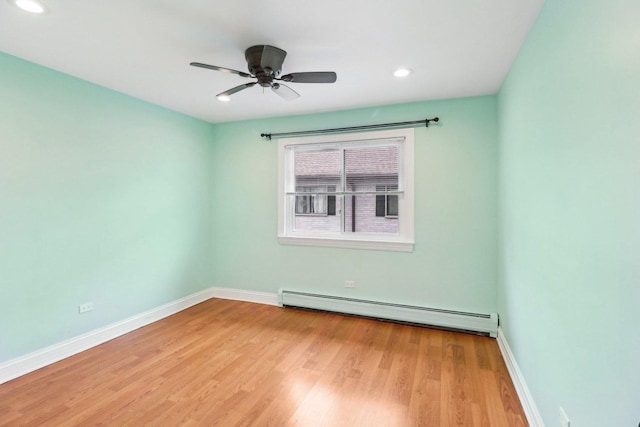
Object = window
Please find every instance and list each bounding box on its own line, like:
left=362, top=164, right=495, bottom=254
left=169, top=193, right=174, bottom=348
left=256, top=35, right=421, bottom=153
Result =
left=295, top=186, right=336, bottom=215
left=375, top=185, right=398, bottom=218
left=278, top=128, right=414, bottom=252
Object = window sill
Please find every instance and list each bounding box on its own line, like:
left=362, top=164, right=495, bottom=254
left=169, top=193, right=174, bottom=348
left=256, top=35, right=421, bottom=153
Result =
left=277, top=235, right=414, bottom=252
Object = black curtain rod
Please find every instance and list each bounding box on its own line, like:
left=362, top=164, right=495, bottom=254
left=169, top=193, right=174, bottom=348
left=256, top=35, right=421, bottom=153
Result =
left=260, top=117, right=439, bottom=140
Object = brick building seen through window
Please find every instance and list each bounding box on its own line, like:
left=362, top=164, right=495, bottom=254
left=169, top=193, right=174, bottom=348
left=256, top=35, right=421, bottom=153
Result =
left=294, top=145, right=399, bottom=234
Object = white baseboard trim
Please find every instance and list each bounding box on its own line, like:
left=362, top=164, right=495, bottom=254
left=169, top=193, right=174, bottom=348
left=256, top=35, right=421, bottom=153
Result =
left=0, top=287, right=217, bottom=385
left=210, top=287, right=279, bottom=306
left=496, top=326, right=545, bottom=427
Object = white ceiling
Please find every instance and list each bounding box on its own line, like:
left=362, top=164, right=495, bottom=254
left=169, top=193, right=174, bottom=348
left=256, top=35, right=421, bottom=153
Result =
left=0, top=0, right=543, bottom=124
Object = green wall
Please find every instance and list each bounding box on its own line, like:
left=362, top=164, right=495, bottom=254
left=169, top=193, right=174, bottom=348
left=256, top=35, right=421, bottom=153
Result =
left=211, top=96, right=499, bottom=314
left=498, top=0, right=640, bottom=425
left=0, top=52, right=214, bottom=362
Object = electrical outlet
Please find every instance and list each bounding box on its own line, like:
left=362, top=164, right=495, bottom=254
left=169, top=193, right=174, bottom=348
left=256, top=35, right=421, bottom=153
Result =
left=344, top=280, right=356, bottom=288
left=78, top=302, right=93, bottom=314
left=559, top=407, right=570, bottom=427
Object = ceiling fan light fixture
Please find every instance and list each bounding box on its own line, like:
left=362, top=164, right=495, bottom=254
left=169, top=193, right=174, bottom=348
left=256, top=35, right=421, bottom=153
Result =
left=393, top=68, right=412, bottom=78
left=13, top=0, right=46, bottom=13
left=217, top=95, right=231, bottom=102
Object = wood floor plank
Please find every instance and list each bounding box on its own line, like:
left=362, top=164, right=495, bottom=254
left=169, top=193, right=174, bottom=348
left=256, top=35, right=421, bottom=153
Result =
left=407, top=330, right=441, bottom=426
left=0, top=299, right=528, bottom=426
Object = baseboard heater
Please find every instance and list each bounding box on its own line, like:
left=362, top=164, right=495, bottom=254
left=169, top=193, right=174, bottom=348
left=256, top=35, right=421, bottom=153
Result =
left=279, top=290, right=498, bottom=338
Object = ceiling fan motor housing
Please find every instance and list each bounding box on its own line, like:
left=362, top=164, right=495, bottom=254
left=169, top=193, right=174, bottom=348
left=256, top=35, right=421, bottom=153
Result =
left=245, top=45, right=287, bottom=86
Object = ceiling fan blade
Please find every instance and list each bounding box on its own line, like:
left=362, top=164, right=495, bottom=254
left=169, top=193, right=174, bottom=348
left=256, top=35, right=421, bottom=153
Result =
left=217, top=82, right=257, bottom=98
left=190, top=62, right=252, bottom=78
left=271, top=83, right=300, bottom=101
left=279, top=72, right=337, bottom=83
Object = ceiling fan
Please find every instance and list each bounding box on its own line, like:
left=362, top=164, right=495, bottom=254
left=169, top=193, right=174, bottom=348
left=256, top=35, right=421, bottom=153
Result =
left=190, top=45, right=337, bottom=101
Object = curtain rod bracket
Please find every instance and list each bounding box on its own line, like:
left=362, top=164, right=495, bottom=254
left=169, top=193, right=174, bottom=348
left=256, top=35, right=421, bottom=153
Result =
left=261, top=117, right=439, bottom=141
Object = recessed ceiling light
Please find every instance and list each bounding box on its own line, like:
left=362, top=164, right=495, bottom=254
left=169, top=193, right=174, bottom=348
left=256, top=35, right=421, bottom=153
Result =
left=393, top=68, right=412, bottom=78
left=217, top=95, right=231, bottom=102
left=14, top=0, right=46, bottom=13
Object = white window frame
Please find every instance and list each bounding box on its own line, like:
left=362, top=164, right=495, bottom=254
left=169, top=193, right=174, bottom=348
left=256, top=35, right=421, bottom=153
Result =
left=277, top=128, right=414, bottom=252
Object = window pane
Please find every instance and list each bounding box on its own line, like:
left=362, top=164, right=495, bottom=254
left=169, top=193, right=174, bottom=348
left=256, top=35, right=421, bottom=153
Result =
left=327, top=195, right=336, bottom=216
left=295, top=149, right=341, bottom=189
left=294, top=186, right=330, bottom=215
left=345, top=145, right=399, bottom=191
left=295, top=195, right=310, bottom=214
left=295, top=193, right=329, bottom=214
left=387, top=195, right=399, bottom=217
left=344, top=194, right=398, bottom=234
left=291, top=195, right=342, bottom=233
left=375, top=195, right=385, bottom=217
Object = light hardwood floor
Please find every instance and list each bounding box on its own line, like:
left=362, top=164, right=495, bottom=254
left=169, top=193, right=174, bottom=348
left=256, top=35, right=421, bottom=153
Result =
left=0, top=299, right=527, bottom=426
